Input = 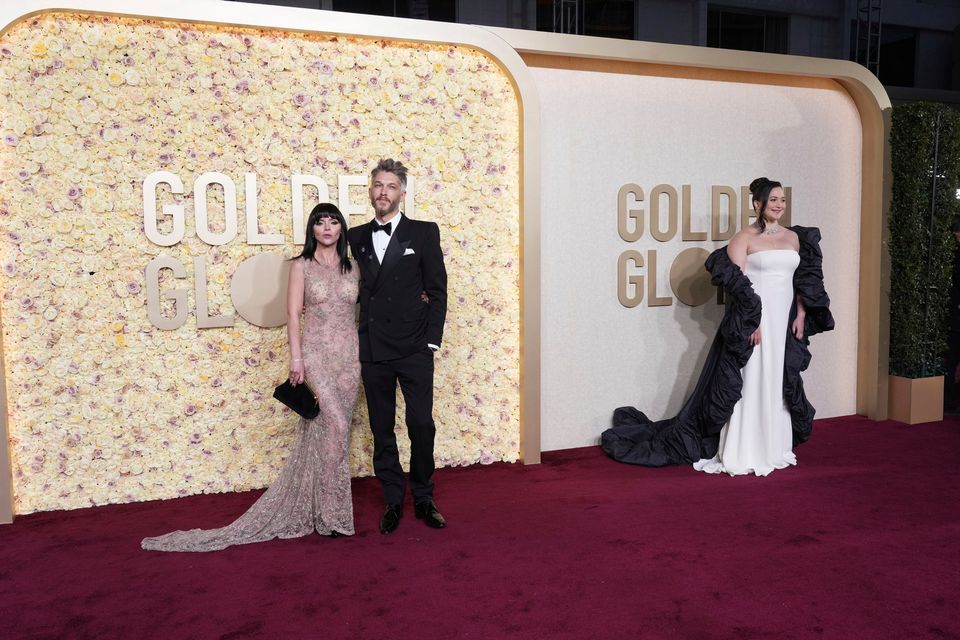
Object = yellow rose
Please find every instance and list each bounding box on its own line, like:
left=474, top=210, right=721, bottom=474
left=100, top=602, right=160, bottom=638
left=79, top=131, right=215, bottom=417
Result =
left=29, top=40, right=48, bottom=57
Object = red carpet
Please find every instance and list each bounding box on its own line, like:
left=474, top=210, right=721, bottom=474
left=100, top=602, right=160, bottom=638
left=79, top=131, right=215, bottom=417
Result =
left=1, top=415, right=959, bottom=639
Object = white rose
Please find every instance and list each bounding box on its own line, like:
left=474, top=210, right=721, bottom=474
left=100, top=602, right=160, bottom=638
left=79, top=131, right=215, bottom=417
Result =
left=123, top=69, right=141, bottom=86
left=81, top=26, right=103, bottom=46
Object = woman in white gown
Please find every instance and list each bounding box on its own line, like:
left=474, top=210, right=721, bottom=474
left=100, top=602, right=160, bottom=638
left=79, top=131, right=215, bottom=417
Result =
left=601, top=177, right=834, bottom=475
left=694, top=178, right=803, bottom=476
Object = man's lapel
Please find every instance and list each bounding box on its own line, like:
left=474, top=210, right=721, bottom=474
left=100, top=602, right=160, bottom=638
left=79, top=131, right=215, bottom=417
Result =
left=377, top=220, right=410, bottom=284
left=358, top=224, right=380, bottom=279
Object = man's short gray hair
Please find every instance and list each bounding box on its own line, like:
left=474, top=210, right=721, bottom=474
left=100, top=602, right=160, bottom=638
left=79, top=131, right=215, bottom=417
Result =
left=370, top=158, right=408, bottom=189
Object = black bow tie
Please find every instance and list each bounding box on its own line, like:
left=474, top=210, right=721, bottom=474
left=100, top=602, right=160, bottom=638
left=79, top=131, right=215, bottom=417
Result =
left=372, top=221, right=392, bottom=236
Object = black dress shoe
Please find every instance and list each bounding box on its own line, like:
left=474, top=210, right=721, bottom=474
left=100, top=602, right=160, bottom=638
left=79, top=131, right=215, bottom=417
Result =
left=414, top=500, right=446, bottom=529
left=380, top=505, right=402, bottom=534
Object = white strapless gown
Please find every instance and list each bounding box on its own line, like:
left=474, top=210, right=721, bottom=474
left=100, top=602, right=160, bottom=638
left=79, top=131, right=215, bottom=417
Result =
left=694, top=249, right=801, bottom=476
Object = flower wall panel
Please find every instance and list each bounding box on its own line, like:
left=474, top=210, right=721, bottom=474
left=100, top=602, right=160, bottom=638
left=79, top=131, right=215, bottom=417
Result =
left=0, top=13, right=521, bottom=513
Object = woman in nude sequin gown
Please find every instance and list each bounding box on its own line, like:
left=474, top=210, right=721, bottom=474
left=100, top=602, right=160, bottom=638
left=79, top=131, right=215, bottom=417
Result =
left=142, top=203, right=360, bottom=551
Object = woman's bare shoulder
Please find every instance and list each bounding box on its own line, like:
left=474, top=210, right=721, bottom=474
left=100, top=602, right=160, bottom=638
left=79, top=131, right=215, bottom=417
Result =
left=726, top=226, right=755, bottom=264
left=782, top=227, right=800, bottom=249
left=729, top=226, right=757, bottom=247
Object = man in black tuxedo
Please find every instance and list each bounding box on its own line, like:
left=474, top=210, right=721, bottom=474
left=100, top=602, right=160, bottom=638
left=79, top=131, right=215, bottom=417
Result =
left=347, top=159, right=448, bottom=533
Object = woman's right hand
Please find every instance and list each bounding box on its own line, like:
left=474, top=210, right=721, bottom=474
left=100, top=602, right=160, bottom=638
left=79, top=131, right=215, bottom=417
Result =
left=748, top=328, right=761, bottom=346
left=289, top=360, right=305, bottom=386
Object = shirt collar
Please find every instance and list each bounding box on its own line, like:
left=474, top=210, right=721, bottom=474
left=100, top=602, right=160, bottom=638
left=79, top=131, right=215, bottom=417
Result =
left=373, top=212, right=403, bottom=233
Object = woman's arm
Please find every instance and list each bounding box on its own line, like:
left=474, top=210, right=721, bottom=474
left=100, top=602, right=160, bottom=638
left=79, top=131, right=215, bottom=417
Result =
left=287, top=259, right=306, bottom=385
left=727, top=232, right=761, bottom=345
left=726, top=231, right=749, bottom=272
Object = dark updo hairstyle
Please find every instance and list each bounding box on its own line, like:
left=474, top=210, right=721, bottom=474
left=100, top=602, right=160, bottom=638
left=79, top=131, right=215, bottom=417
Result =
left=749, top=177, right=783, bottom=233
left=291, top=203, right=352, bottom=274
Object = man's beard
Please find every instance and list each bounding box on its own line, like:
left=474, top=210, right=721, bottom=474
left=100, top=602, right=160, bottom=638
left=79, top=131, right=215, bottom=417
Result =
left=374, top=199, right=397, bottom=215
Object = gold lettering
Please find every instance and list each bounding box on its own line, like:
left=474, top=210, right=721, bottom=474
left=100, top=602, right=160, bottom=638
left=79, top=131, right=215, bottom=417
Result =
left=650, top=184, right=678, bottom=242
left=647, top=250, right=672, bottom=307
left=617, top=184, right=644, bottom=241
left=669, top=247, right=713, bottom=306
left=741, top=185, right=755, bottom=230
left=231, top=254, right=291, bottom=328
left=711, top=185, right=737, bottom=241
left=194, top=172, right=239, bottom=246
left=245, top=173, right=284, bottom=245
left=143, top=171, right=185, bottom=247
left=194, top=257, right=235, bottom=329
left=681, top=184, right=707, bottom=241
left=145, top=256, right=188, bottom=330
left=338, top=174, right=371, bottom=225
left=617, top=250, right=644, bottom=308
left=782, top=186, right=792, bottom=227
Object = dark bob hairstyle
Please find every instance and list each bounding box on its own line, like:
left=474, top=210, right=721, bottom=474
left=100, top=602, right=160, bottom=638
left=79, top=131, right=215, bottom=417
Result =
left=291, top=203, right=352, bottom=274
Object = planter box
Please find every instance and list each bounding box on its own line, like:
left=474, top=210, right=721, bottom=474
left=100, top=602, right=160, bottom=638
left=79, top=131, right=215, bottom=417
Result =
left=888, top=375, right=944, bottom=424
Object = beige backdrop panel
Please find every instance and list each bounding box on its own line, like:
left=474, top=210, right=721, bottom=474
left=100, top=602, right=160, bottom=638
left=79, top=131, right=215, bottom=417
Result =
left=534, top=66, right=862, bottom=451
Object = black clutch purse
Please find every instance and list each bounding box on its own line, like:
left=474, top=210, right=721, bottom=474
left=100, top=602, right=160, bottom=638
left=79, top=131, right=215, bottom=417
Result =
left=273, top=380, right=320, bottom=419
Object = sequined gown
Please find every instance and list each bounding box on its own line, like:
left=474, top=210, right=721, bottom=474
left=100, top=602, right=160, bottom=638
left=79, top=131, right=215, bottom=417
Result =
left=142, top=259, right=361, bottom=551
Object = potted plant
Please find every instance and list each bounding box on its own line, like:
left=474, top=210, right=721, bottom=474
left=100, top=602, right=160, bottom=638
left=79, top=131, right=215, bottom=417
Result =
left=888, top=102, right=960, bottom=424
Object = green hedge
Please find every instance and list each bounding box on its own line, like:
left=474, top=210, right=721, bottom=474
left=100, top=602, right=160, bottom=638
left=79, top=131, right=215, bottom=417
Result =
left=888, top=103, right=960, bottom=378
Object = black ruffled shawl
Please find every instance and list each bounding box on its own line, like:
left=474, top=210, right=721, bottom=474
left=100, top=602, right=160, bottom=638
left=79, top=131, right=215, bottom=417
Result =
left=600, top=226, right=834, bottom=466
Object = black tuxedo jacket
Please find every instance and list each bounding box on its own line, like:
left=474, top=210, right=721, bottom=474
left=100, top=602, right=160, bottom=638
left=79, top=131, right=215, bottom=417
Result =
left=347, top=216, right=447, bottom=363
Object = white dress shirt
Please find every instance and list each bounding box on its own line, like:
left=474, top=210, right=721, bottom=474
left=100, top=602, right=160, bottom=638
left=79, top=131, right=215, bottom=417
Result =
left=372, top=212, right=402, bottom=264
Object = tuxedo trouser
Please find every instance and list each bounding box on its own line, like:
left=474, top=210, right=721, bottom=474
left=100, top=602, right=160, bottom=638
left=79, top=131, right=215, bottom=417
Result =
left=361, top=348, right=436, bottom=506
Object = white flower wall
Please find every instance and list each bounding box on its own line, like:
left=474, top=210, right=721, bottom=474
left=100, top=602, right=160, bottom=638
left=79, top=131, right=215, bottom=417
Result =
left=0, top=13, right=521, bottom=513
